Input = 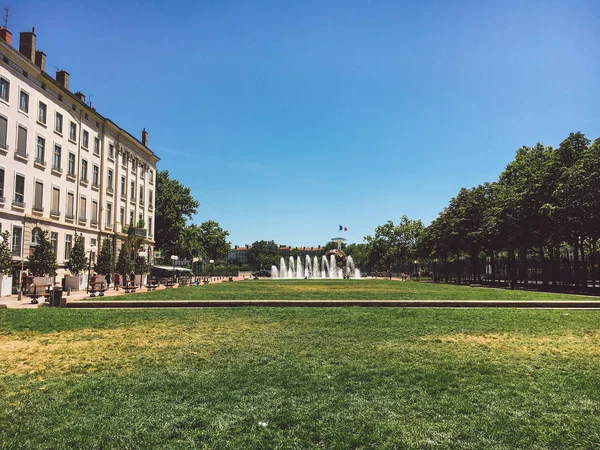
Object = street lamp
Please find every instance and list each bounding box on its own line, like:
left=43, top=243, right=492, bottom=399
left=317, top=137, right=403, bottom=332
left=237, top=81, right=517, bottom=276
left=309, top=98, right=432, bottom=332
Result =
left=209, top=259, right=214, bottom=280
left=413, top=260, right=419, bottom=279
left=87, top=244, right=97, bottom=290
left=171, top=255, right=178, bottom=280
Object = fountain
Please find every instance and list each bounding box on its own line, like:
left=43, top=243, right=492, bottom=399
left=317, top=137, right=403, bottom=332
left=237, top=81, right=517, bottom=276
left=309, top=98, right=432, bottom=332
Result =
left=271, top=237, right=361, bottom=279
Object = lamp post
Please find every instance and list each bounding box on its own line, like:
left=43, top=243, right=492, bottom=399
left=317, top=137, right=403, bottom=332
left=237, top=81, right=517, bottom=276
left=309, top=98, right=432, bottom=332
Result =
left=209, top=259, right=214, bottom=281
left=87, top=244, right=97, bottom=290
left=413, top=260, right=420, bottom=280
left=192, top=257, right=199, bottom=279
left=171, top=255, right=178, bottom=281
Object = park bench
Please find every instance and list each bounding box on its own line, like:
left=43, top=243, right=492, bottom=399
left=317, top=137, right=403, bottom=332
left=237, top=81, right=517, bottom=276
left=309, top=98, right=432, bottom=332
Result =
left=124, top=281, right=137, bottom=293
left=145, top=280, right=159, bottom=291
left=26, top=283, right=51, bottom=304
left=87, top=281, right=107, bottom=297
left=165, top=280, right=176, bottom=288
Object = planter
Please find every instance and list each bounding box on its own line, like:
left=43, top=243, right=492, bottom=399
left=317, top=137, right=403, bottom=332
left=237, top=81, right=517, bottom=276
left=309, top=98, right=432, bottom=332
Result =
left=65, top=275, right=86, bottom=291
left=0, top=275, right=12, bottom=296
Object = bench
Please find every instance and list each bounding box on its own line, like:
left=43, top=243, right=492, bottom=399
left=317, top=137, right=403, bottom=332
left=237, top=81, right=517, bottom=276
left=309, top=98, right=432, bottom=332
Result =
left=165, top=281, right=176, bottom=288
left=145, top=281, right=159, bottom=291
left=87, top=281, right=108, bottom=297
left=27, top=283, right=52, bottom=304
left=124, top=282, right=137, bottom=293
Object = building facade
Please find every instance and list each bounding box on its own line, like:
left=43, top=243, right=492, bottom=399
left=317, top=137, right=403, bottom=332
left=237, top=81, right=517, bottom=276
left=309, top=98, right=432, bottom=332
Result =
left=227, top=245, right=322, bottom=264
left=0, top=27, right=159, bottom=291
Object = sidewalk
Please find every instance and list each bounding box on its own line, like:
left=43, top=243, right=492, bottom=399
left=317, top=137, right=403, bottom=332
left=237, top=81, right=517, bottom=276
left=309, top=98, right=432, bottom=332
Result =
left=0, top=277, right=239, bottom=309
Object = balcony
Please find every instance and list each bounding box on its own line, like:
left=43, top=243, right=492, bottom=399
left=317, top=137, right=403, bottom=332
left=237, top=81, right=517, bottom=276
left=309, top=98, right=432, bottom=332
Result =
left=134, top=228, right=147, bottom=238
left=12, top=246, right=21, bottom=257
left=0, top=196, right=5, bottom=203
left=139, top=200, right=145, bottom=207
left=107, top=186, right=114, bottom=195
left=78, top=216, right=87, bottom=224
left=12, top=200, right=25, bottom=209
left=14, top=151, right=28, bottom=162
left=0, top=142, right=7, bottom=155
left=80, top=178, right=89, bottom=187
left=65, top=212, right=74, bottom=221
left=91, top=218, right=98, bottom=226
left=34, top=159, right=46, bottom=170
left=50, top=209, right=60, bottom=217
left=51, top=167, right=62, bottom=177
left=33, top=205, right=44, bottom=213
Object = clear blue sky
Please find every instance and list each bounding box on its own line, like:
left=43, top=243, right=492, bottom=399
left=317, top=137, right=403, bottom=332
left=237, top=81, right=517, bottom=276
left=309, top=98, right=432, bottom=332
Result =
left=12, top=0, right=600, bottom=246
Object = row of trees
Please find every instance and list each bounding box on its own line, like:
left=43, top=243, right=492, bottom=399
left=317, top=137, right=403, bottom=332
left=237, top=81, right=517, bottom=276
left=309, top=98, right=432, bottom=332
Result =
left=155, top=170, right=231, bottom=263
left=418, top=132, right=600, bottom=290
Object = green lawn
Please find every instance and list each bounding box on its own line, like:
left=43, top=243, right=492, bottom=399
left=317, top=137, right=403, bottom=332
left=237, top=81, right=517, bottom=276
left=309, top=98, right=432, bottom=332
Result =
left=1, top=308, right=600, bottom=449
left=98, top=279, right=598, bottom=301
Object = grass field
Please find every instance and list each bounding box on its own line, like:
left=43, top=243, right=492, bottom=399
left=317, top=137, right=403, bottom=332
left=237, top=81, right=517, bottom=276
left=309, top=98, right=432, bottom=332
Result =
left=2, top=307, right=600, bottom=448
left=97, top=279, right=599, bottom=301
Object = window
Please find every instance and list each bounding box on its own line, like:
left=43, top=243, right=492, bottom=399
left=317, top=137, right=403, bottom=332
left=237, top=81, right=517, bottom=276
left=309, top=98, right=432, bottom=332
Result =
left=53, top=145, right=61, bottom=170
left=0, top=116, right=7, bottom=149
left=94, top=137, right=100, bottom=155
left=66, top=192, right=74, bottom=218
left=68, top=153, right=75, bottom=176
left=38, top=102, right=47, bottom=124
left=130, top=181, right=135, bottom=200
left=92, top=200, right=98, bottom=224
left=129, top=210, right=134, bottom=225
left=119, top=207, right=124, bottom=224
left=19, top=90, right=29, bottom=113
left=107, top=169, right=113, bottom=189
left=0, top=77, right=8, bottom=102
left=131, top=161, right=137, bottom=175
left=55, top=112, right=63, bottom=133
left=0, top=167, right=4, bottom=200
left=69, top=121, right=77, bottom=141
left=51, top=187, right=60, bottom=214
left=31, top=227, right=42, bottom=246
left=50, top=232, right=58, bottom=254
left=65, top=234, right=72, bottom=259
left=82, top=130, right=89, bottom=148
left=109, top=143, right=114, bottom=158
left=106, top=202, right=112, bottom=226
left=149, top=190, right=153, bottom=208
left=120, top=176, right=126, bottom=197
left=140, top=166, right=145, bottom=179
left=35, top=136, right=45, bottom=163
left=92, top=165, right=99, bottom=187
left=79, top=196, right=87, bottom=221
left=149, top=170, right=154, bottom=184
left=81, top=159, right=88, bottom=181
left=14, top=174, right=24, bottom=204
left=148, top=217, right=152, bottom=236
left=12, top=226, right=22, bottom=256
left=139, top=185, right=144, bottom=204
left=17, top=125, right=27, bottom=155
left=138, top=213, right=142, bottom=222
left=34, top=181, right=43, bottom=211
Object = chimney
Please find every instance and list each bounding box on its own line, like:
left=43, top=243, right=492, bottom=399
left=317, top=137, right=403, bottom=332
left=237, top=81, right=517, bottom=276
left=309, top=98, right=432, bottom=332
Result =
left=35, top=50, right=46, bottom=71
left=142, top=128, right=148, bottom=147
left=74, top=91, right=85, bottom=103
left=19, top=27, right=36, bottom=63
left=56, top=70, right=69, bottom=89
left=0, top=27, right=12, bottom=45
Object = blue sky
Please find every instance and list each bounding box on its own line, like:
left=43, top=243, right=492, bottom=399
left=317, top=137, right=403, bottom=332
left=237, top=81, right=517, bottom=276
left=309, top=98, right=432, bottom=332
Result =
left=12, top=0, right=600, bottom=246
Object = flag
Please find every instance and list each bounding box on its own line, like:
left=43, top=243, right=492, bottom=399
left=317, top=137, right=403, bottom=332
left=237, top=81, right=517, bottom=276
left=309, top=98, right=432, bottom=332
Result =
left=339, top=225, right=348, bottom=232
left=344, top=227, right=347, bottom=231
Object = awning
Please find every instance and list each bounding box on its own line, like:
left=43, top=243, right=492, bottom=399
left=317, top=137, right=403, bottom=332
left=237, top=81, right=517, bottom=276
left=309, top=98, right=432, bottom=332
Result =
left=151, top=265, right=193, bottom=273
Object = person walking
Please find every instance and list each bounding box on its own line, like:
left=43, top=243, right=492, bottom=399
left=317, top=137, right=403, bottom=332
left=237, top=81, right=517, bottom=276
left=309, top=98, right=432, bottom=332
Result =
left=114, top=273, right=121, bottom=291
left=105, top=273, right=111, bottom=290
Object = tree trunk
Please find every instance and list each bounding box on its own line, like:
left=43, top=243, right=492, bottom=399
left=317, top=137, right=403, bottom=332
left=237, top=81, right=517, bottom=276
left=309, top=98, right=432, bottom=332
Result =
left=520, top=247, right=528, bottom=288
left=573, top=243, right=580, bottom=290
left=490, top=251, right=496, bottom=286
left=540, top=245, right=547, bottom=288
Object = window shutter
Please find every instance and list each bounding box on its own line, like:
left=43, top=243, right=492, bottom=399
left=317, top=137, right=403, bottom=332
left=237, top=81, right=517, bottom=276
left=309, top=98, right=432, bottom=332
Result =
left=0, top=116, right=7, bottom=146
left=17, top=126, right=27, bottom=153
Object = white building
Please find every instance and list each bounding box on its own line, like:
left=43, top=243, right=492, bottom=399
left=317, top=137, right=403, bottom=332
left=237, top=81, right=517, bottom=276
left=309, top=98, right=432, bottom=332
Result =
left=0, top=26, right=159, bottom=291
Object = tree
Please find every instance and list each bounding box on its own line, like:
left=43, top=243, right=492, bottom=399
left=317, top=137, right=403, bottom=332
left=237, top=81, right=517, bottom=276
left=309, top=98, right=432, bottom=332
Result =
left=0, top=230, right=12, bottom=275
left=178, top=224, right=205, bottom=261
left=94, top=238, right=114, bottom=275
left=155, top=170, right=200, bottom=258
left=345, top=242, right=372, bottom=273
left=66, top=234, right=88, bottom=275
left=134, top=255, right=149, bottom=276
left=198, top=220, right=231, bottom=262
left=247, top=240, right=279, bottom=270
left=115, top=244, right=134, bottom=277
left=30, top=230, right=58, bottom=277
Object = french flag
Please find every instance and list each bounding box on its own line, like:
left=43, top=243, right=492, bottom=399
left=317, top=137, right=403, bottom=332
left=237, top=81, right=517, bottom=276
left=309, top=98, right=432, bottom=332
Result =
left=339, top=225, right=348, bottom=232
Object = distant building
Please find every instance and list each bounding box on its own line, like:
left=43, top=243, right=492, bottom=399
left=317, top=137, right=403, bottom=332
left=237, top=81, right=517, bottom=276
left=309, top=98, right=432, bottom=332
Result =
left=0, top=26, right=159, bottom=288
left=227, top=244, right=322, bottom=264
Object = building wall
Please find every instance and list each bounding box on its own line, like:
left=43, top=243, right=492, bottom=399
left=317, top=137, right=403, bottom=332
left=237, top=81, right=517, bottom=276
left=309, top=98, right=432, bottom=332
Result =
left=0, top=30, right=159, bottom=285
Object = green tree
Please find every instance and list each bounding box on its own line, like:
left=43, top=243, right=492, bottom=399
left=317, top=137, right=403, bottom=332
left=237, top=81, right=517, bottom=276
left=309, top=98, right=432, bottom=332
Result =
left=94, top=238, right=114, bottom=275
left=134, top=255, right=149, bottom=276
left=30, top=230, right=58, bottom=277
left=115, top=245, right=134, bottom=277
left=178, top=224, right=205, bottom=261
left=198, top=220, right=231, bottom=262
left=66, top=233, right=88, bottom=275
left=247, top=240, right=279, bottom=270
left=345, top=242, right=372, bottom=273
left=155, top=170, right=200, bottom=258
left=0, top=231, right=12, bottom=275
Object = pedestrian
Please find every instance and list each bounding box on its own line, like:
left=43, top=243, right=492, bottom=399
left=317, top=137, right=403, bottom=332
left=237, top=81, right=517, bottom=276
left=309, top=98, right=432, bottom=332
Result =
left=105, top=273, right=111, bottom=289
left=114, top=273, right=121, bottom=290
left=129, top=272, right=135, bottom=288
